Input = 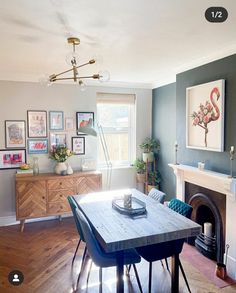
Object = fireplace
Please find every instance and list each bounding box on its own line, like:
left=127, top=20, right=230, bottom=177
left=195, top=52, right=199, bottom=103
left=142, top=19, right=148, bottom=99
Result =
left=185, top=182, right=226, bottom=263
left=169, top=163, right=236, bottom=280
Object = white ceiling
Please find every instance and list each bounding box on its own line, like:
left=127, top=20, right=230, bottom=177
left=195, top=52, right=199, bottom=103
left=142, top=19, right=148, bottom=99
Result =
left=0, top=0, right=236, bottom=88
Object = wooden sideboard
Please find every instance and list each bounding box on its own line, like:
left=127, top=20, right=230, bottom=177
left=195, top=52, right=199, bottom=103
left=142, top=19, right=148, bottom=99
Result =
left=15, top=171, right=102, bottom=231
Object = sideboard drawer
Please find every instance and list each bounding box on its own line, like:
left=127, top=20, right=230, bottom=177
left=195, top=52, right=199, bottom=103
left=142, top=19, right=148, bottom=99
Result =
left=48, top=188, right=75, bottom=202
left=48, top=201, right=70, bottom=214
left=47, top=178, right=74, bottom=190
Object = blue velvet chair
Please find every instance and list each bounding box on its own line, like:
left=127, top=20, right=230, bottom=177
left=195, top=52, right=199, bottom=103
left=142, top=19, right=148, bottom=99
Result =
left=75, top=208, right=143, bottom=292
left=136, top=198, right=193, bottom=293
left=68, top=196, right=86, bottom=265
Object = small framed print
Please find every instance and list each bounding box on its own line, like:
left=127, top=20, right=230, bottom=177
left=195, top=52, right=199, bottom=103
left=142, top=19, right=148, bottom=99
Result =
left=49, top=111, right=64, bottom=130
left=28, top=139, right=48, bottom=154
left=27, top=110, right=47, bottom=138
left=0, top=149, right=26, bottom=170
left=76, top=112, right=94, bottom=134
left=5, top=120, right=26, bottom=148
left=72, top=137, right=85, bottom=155
left=50, top=132, right=67, bottom=148
left=65, top=117, right=74, bottom=131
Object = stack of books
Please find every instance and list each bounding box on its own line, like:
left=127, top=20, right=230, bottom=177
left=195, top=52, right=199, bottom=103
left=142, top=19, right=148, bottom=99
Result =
left=16, top=169, right=34, bottom=176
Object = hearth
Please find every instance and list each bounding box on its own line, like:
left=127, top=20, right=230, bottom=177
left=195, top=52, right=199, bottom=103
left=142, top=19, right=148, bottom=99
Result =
left=195, top=233, right=216, bottom=259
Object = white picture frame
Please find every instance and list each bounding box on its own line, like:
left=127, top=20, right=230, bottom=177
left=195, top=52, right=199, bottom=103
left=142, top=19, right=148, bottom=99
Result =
left=186, top=79, right=225, bottom=152
left=49, top=132, right=67, bottom=149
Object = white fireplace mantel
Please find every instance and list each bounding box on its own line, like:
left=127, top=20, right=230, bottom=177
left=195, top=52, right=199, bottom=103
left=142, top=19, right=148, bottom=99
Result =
left=168, top=163, right=236, bottom=201
left=169, top=163, right=236, bottom=280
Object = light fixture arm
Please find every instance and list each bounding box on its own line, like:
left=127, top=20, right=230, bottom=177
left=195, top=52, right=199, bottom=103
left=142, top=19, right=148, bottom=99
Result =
left=49, top=60, right=98, bottom=82
left=46, top=37, right=109, bottom=86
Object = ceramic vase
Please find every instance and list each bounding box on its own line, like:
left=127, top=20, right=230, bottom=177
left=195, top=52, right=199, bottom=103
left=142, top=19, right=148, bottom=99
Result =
left=55, top=162, right=67, bottom=175
left=67, top=163, right=73, bottom=175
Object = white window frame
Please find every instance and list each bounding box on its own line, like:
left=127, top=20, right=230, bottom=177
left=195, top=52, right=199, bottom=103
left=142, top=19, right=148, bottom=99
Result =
left=97, top=93, right=136, bottom=168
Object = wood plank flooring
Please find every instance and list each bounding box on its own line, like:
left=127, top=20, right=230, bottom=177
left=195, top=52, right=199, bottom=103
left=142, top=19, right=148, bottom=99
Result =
left=0, top=218, right=235, bottom=293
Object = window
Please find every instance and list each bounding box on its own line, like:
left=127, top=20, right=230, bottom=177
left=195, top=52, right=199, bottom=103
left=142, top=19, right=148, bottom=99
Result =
left=97, top=93, right=136, bottom=167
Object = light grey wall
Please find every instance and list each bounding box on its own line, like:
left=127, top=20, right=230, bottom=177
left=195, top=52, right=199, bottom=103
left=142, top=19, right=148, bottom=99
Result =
left=0, top=80, right=152, bottom=221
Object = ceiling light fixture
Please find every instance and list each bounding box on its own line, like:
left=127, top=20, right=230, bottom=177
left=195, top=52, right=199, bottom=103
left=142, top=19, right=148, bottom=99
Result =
left=46, top=37, right=110, bottom=88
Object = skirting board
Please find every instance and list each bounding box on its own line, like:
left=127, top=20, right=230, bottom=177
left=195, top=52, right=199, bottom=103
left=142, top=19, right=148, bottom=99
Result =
left=0, top=213, right=73, bottom=227
left=227, top=254, right=236, bottom=281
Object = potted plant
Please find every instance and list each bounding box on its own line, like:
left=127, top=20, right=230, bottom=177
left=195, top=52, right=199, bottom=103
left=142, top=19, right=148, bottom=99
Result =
left=147, top=170, right=161, bottom=192
left=140, top=137, right=160, bottom=163
left=133, top=158, right=146, bottom=183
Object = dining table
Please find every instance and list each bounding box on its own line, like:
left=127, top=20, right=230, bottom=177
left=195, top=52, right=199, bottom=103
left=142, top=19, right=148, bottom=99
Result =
left=73, top=188, right=201, bottom=293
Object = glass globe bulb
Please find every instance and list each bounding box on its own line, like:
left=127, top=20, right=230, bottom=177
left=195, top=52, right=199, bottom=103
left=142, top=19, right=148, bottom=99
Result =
left=65, top=51, right=79, bottom=66
left=98, top=70, right=110, bottom=82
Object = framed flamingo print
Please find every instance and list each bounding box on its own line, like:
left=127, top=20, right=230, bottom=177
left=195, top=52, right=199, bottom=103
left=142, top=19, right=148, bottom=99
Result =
left=186, top=79, right=225, bottom=152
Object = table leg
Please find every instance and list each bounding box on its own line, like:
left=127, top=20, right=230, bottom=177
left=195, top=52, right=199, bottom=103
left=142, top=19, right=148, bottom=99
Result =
left=116, top=251, right=124, bottom=293
left=20, top=220, right=25, bottom=232
left=171, top=253, right=179, bottom=293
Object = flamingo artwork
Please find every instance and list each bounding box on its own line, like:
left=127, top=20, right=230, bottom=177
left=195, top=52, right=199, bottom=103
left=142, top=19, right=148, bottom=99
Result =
left=191, top=87, right=220, bottom=147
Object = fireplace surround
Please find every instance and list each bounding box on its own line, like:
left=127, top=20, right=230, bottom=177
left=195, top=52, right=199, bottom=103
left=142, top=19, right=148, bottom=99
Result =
left=185, top=183, right=226, bottom=263
left=169, top=163, right=236, bottom=280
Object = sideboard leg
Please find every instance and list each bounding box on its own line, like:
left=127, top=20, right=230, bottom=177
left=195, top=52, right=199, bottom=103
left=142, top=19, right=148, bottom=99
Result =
left=20, top=220, right=25, bottom=232
left=58, top=215, right=62, bottom=222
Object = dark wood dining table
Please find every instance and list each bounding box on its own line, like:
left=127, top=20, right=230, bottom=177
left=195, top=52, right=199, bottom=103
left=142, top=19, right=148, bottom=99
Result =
left=73, top=188, right=201, bottom=293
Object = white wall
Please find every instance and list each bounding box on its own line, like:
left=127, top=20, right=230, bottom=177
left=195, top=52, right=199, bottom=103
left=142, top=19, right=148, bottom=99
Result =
left=0, top=80, right=152, bottom=224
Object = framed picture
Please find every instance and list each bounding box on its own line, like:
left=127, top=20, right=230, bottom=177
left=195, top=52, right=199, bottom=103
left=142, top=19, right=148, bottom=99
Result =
left=76, top=112, right=94, bottom=134
left=72, top=137, right=85, bottom=155
left=27, top=139, right=48, bottom=154
left=5, top=120, right=26, bottom=148
left=65, top=117, right=74, bottom=131
left=0, top=149, right=26, bottom=170
left=49, top=111, right=64, bottom=130
left=50, top=132, right=67, bottom=148
left=27, top=110, right=47, bottom=138
left=186, top=79, right=225, bottom=152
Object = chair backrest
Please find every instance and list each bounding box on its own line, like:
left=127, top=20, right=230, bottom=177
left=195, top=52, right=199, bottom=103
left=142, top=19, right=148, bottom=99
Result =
left=148, top=188, right=165, bottom=203
left=75, top=208, right=109, bottom=267
left=168, top=198, right=193, bottom=219
left=68, top=196, right=85, bottom=242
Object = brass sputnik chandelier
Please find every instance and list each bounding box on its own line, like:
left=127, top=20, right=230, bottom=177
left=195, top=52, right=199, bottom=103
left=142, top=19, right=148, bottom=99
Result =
left=47, top=37, right=110, bottom=89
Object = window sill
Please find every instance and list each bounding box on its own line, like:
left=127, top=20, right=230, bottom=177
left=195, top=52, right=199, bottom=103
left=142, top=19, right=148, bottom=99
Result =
left=98, top=165, right=134, bottom=171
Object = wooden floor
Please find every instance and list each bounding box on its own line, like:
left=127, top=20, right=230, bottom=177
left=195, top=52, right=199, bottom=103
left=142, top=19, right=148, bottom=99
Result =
left=0, top=218, right=236, bottom=293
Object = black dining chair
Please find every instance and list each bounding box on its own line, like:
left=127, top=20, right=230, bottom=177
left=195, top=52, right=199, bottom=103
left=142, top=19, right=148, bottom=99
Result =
left=136, top=198, right=193, bottom=293
left=75, top=208, right=143, bottom=293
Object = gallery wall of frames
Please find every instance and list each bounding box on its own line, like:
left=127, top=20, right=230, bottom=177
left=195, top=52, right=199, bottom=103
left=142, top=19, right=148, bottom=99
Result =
left=0, top=111, right=91, bottom=170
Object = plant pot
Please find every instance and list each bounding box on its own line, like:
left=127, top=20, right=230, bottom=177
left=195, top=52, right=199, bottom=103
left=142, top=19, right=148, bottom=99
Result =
left=55, top=162, right=67, bottom=175
left=143, top=152, right=154, bottom=163
left=136, top=173, right=146, bottom=183
left=147, top=184, right=159, bottom=192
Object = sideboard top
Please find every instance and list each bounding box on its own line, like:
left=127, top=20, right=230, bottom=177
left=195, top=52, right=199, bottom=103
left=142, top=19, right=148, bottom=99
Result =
left=15, top=170, right=102, bottom=181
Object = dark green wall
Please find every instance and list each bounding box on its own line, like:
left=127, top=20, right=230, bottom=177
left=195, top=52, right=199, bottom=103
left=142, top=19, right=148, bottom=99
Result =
left=153, top=53, right=236, bottom=198
left=152, top=83, right=176, bottom=199
left=177, top=54, right=236, bottom=174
